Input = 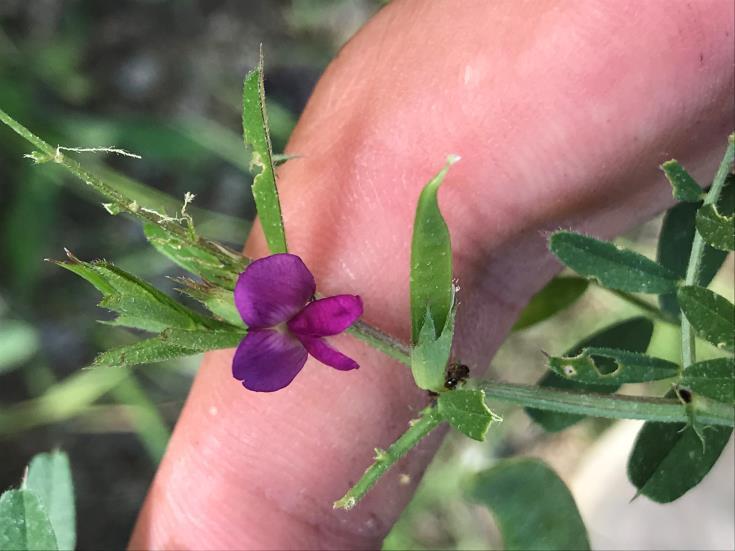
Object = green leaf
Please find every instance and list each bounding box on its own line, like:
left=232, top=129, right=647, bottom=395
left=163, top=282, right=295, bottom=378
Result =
left=527, top=317, right=654, bottom=432
left=0, top=108, right=245, bottom=275
left=92, top=338, right=197, bottom=368
left=437, top=389, right=500, bottom=441
left=0, top=320, right=39, bottom=375
left=409, top=156, right=458, bottom=344
left=657, top=202, right=727, bottom=319
left=176, top=279, right=244, bottom=327
left=56, top=255, right=208, bottom=333
left=242, top=49, right=287, bottom=254
left=92, top=328, right=245, bottom=368
left=160, top=328, right=245, bottom=350
left=677, top=286, right=734, bottom=352
left=661, top=160, right=703, bottom=202
left=0, top=490, right=58, bottom=551
left=547, top=347, right=678, bottom=385
left=25, top=452, right=75, bottom=551
left=549, top=231, right=679, bottom=293
left=628, top=415, right=732, bottom=503
left=696, top=203, right=734, bottom=251
left=681, top=357, right=734, bottom=403
left=512, top=277, right=589, bottom=331
left=410, top=304, right=455, bottom=392
left=471, top=458, right=590, bottom=551
left=144, top=224, right=245, bottom=290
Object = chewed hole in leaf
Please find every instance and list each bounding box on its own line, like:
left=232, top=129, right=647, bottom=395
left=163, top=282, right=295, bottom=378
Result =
left=591, top=354, right=618, bottom=375
left=562, top=365, right=577, bottom=377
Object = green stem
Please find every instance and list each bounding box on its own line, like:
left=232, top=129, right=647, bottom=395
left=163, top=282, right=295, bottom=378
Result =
left=478, top=381, right=734, bottom=427
left=347, top=320, right=410, bottom=365
left=0, top=107, right=245, bottom=272
left=333, top=406, right=443, bottom=510
left=605, top=288, right=673, bottom=324
left=681, top=134, right=734, bottom=368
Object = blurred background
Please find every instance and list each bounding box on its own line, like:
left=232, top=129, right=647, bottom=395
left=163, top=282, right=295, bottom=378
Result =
left=0, top=2, right=732, bottom=549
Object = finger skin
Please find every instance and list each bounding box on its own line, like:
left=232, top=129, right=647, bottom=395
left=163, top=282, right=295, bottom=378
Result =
left=130, top=1, right=734, bottom=549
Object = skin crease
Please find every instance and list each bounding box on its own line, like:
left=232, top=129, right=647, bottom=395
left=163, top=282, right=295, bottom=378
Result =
left=130, top=1, right=734, bottom=549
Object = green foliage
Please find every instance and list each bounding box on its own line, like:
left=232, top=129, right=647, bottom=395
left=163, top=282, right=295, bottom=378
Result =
left=0, top=369, right=130, bottom=436
left=436, top=389, right=500, bottom=441
left=333, top=407, right=443, bottom=511
left=0, top=450, right=76, bottom=551
left=53, top=253, right=245, bottom=368
left=55, top=255, right=211, bottom=333
left=527, top=317, right=654, bottom=432
left=25, top=452, right=75, bottom=551
left=0, top=320, right=39, bottom=375
left=677, top=286, right=734, bottom=352
left=471, top=458, right=590, bottom=551
left=546, top=347, right=679, bottom=385
left=409, top=156, right=459, bottom=391
left=0, top=490, right=57, bottom=551
left=681, top=358, right=735, bottom=404
left=512, top=277, right=589, bottom=331
left=90, top=339, right=194, bottom=368
left=656, top=202, right=726, bottom=318
left=144, top=224, right=244, bottom=290
left=176, top=280, right=244, bottom=327
left=680, top=358, right=734, bottom=403
left=0, top=107, right=246, bottom=281
left=550, top=231, right=679, bottom=293
left=661, top=160, right=703, bottom=202
left=242, top=50, right=288, bottom=254
left=92, top=328, right=245, bottom=369
left=696, top=203, right=734, bottom=251
left=160, top=328, right=246, bottom=350
left=409, top=156, right=458, bottom=343
left=411, top=305, right=456, bottom=392
left=628, top=416, right=732, bottom=503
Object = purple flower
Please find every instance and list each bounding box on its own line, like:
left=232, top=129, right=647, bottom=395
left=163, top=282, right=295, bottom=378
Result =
left=232, top=253, right=363, bottom=392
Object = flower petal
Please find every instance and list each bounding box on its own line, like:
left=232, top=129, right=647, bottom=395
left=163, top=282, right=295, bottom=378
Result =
left=299, top=336, right=359, bottom=371
left=232, top=329, right=308, bottom=392
left=234, top=253, right=316, bottom=328
left=287, top=295, right=363, bottom=337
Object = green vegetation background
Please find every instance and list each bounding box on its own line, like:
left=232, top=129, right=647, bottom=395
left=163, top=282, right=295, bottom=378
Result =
left=0, top=2, right=731, bottom=549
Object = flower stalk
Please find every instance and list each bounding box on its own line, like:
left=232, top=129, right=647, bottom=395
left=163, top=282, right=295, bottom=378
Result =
left=333, top=405, right=443, bottom=510
left=680, top=134, right=734, bottom=368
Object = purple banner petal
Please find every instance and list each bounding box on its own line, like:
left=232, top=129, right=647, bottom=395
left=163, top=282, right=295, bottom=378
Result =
left=232, top=329, right=308, bottom=392
left=300, top=336, right=359, bottom=371
left=287, top=294, right=363, bottom=337
left=235, top=253, right=316, bottom=328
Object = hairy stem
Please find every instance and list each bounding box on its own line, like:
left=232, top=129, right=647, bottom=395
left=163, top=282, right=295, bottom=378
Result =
left=0, top=108, right=245, bottom=272
left=347, top=320, right=411, bottom=365
left=605, top=288, right=673, bottom=324
left=333, top=405, right=443, bottom=510
left=681, top=134, right=734, bottom=368
left=478, top=381, right=734, bottom=427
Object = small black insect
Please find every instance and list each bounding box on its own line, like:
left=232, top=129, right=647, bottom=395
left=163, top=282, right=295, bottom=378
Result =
left=677, top=386, right=693, bottom=404
left=444, top=362, right=470, bottom=390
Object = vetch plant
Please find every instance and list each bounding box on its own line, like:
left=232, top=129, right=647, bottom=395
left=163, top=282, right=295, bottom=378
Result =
left=0, top=50, right=733, bottom=549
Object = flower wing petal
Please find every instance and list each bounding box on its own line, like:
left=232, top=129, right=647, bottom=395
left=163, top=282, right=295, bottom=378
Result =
left=300, top=336, right=359, bottom=371
left=232, top=329, right=308, bottom=392
left=287, top=294, right=363, bottom=337
left=234, top=253, right=316, bottom=328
